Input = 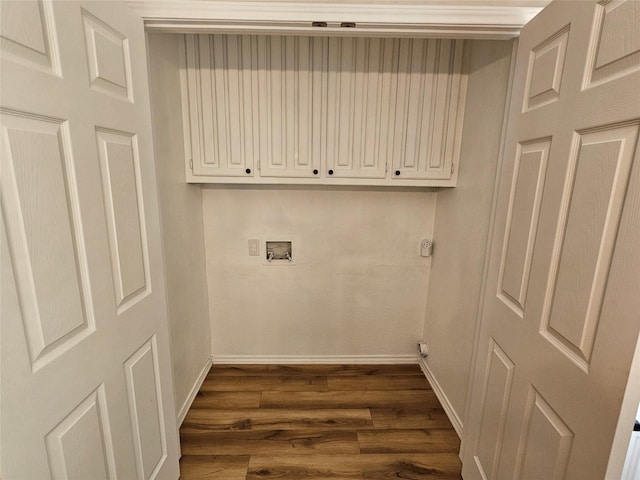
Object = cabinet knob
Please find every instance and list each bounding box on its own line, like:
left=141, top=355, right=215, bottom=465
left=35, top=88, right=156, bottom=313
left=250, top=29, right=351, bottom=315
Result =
left=313, top=169, right=319, bottom=175
left=395, top=170, right=401, bottom=176
left=246, top=168, right=251, bottom=174
left=328, top=169, right=334, bottom=175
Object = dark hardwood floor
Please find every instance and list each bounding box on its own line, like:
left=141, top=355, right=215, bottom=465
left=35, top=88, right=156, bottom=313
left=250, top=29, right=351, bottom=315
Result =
left=179, top=364, right=463, bottom=479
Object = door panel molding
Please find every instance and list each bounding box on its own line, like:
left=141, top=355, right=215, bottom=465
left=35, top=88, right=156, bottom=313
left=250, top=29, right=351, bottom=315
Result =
left=523, top=25, right=570, bottom=112
left=473, top=338, right=515, bottom=480
left=81, top=8, right=133, bottom=101
left=0, top=0, right=61, bottom=75
left=0, top=108, right=95, bottom=370
left=497, top=137, right=551, bottom=316
left=513, top=387, right=574, bottom=480
left=583, top=0, right=640, bottom=88
left=124, top=336, right=168, bottom=480
left=96, top=127, right=151, bottom=314
left=540, top=121, right=639, bottom=372
left=45, top=384, right=116, bottom=480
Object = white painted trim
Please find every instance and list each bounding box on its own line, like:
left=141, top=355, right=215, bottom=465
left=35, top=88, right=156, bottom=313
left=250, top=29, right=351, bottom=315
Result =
left=177, top=358, right=212, bottom=425
left=419, top=357, right=463, bottom=439
left=126, top=1, right=548, bottom=39
left=211, top=354, right=418, bottom=365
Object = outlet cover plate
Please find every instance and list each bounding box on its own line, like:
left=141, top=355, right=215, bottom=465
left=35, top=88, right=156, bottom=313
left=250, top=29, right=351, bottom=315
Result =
left=248, top=239, right=260, bottom=256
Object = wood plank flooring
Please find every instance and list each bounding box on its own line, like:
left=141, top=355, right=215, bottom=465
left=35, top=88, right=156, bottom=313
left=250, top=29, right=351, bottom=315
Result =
left=179, top=364, right=462, bottom=479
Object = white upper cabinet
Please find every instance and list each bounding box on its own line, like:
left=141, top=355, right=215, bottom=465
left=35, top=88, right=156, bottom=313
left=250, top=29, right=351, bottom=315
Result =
left=180, top=33, right=468, bottom=186
left=257, top=35, right=324, bottom=178
left=182, top=34, right=255, bottom=177
left=326, top=37, right=395, bottom=179
left=392, top=39, right=466, bottom=180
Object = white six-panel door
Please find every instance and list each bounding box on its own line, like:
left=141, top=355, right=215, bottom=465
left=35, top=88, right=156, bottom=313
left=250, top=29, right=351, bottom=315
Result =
left=462, top=1, right=640, bottom=479
left=1, top=1, right=180, bottom=478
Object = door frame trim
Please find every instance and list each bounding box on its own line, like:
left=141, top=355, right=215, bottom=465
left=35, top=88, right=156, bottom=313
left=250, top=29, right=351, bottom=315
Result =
left=125, top=1, right=547, bottom=39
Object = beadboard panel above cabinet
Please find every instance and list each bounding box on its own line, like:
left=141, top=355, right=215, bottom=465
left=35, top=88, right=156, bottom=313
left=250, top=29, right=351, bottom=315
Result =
left=180, top=34, right=468, bottom=186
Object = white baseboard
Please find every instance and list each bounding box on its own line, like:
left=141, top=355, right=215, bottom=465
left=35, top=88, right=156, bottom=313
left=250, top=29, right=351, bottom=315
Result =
left=177, top=358, right=212, bottom=426
left=419, top=357, right=463, bottom=439
left=211, top=354, right=418, bottom=365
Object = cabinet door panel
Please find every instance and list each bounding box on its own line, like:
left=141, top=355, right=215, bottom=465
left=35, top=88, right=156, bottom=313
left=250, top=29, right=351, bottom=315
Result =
left=184, top=34, right=255, bottom=177
left=257, top=36, right=324, bottom=178
left=325, top=37, right=394, bottom=179
left=392, top=39, right=466, bottom=180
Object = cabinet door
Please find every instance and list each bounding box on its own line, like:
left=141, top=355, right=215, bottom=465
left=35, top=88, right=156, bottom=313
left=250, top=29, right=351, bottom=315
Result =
left=183, top=34, right=255, bottom=178
left=257, top=36, right=324, bottom=178
left=325, top=37, right=396, bottom=179
left=392, top=39, right=466, bottom=180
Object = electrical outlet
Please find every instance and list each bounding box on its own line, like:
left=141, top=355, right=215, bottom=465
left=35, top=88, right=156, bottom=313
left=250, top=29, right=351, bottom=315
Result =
left=248, top=239, right=260, bottom=256
left=420, top=239, right=433, bottom=257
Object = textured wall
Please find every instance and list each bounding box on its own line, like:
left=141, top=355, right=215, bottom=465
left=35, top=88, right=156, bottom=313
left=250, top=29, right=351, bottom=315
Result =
left=423, top=40, right=514, bottom=430
left=147, top=33, right=212, bottom=416
left=203, top=187, right=436, bottom=360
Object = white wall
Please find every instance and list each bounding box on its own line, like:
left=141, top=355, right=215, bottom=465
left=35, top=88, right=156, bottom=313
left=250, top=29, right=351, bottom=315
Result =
left=422, top=40, right=514, bottom=431
left=203, top=187, right=436, bottom=361
left=147, top=33, right=212, bottom=418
